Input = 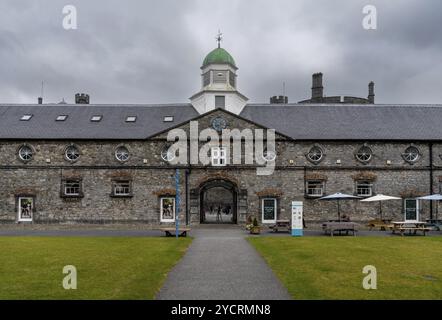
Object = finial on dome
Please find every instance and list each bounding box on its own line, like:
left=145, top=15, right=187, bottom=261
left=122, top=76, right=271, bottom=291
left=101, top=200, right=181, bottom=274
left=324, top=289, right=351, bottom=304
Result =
left=216, top=30, right=223, bottom=48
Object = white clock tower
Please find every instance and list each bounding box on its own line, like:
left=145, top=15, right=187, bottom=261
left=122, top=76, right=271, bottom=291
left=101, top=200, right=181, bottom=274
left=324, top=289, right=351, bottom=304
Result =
left=190, top=33, right=248, bottom=115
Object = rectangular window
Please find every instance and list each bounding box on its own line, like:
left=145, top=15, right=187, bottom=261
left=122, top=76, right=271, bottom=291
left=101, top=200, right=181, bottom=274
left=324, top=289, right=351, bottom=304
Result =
left=163, top=116, right=174, bottom=122
left=62, top=179, right=82, bottom=197
left=356, top=181, right=373, bottom=197
left=160, top=197, right=175, bottom=222
left=18, top=197, right=33, bottom=222
left=215, top=95, right=225, bottom=108
left=112, top=180, right=132, bottom=197
left=262, top=198, right=277, bottom=224
left=404, top=199, right=420, bottom=222
left=306, top=180, right=324, bottom=197
left=211, top=147, right=227, bottom=166
left=203, top=72, right=210, bottom=86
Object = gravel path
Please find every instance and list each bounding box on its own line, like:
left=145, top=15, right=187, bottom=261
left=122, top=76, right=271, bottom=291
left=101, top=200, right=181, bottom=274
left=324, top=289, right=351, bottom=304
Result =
left=156, top=226, right=291, bottom=300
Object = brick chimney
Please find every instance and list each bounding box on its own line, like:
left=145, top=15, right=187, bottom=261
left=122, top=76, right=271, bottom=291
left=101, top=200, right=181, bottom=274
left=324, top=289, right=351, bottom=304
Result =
left=311, top=73, right=323, bottom=100
left=75, top=93, right=90, bottom=104
left=368, top=81, right=375, bottom=104
left=270, top=95, right=288, bottom=104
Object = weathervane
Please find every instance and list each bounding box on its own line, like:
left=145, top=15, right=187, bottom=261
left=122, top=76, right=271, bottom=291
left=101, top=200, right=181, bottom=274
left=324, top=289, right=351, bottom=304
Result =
left=216, top=30, right=223, bottom=48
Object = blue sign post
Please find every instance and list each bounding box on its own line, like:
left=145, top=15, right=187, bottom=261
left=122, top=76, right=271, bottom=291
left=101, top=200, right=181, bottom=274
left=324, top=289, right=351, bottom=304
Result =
left=175, top=169, right=180, bottom=238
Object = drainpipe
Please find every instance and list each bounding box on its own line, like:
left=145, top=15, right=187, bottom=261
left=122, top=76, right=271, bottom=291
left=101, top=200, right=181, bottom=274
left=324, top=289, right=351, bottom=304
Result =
left=185, top=168, right=190, bottom=225
left=429, top=143, right=434, bottom=220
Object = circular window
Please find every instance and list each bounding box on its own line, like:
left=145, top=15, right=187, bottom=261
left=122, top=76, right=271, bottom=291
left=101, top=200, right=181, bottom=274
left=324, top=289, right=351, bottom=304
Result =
left=355, top=146, right=373, bottom=163
left=161, top=146, right=175, bottom=162
left=262, top=150, right=276, bottom=162
left=403, top=146, right=420, bottom=163
left=65, top=145, right=80, bottom=162
left=18, top=145, right=33, bottom=162
left=115, top=146, right=130, bottom=162
left=306, top=146, right=324, bottom=163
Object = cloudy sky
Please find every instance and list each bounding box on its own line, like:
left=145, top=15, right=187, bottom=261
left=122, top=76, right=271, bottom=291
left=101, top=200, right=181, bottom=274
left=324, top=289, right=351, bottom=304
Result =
left=0, top=0, right=441, bottom=104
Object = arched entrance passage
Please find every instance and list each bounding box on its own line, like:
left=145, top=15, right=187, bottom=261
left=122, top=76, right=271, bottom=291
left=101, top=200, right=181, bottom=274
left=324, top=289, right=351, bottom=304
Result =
left=199, top=179, right=238, bottom=224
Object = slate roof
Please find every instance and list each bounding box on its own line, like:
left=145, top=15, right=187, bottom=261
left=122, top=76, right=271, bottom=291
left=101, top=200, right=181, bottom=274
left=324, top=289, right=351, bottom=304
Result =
left=0, top=104, right=198, bottom=139
left=240, top=104, right=442, bottom=141
left=1, top=103, right=442, bottom=141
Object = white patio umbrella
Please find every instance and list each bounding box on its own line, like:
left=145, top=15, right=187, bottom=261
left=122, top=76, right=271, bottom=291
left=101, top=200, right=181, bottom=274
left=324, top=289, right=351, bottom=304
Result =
left=416, top=194, right=442, bottom=221
left=360, top=194, right=401, bottom=220
left=319, top=193, right=360, bottom=221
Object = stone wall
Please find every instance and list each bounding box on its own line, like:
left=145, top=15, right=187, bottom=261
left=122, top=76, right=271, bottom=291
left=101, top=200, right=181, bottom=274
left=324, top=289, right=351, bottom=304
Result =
left=0, top=108, right=440, bottom=225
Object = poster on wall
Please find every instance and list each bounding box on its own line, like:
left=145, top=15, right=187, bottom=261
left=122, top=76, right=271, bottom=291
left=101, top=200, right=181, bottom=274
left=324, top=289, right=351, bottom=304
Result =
left=291, top=201, right=303, bottom=236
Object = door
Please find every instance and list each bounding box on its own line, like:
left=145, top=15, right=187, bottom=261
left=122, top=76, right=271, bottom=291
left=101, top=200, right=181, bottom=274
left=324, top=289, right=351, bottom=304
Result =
left=404, top=199, right=419, bottom=222
left=18, top=197, right=33, bottom=222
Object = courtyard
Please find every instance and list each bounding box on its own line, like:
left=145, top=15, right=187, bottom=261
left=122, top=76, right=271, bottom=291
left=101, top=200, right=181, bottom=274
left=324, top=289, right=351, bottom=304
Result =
left=0, top=225, right=440, bottom=300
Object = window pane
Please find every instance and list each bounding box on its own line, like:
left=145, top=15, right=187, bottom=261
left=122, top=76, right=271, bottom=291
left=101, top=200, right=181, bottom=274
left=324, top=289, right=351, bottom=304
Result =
left=114, top=181, right=130, bottom=195
left=161, top=198, right=175, bottom=221
left=306, top=180, right=323, bottom=196
left=262, top=199, right=276, bottom=222
left=64, top=180, right=80, bottom=195
left=215, top=96, right=225, bottom=108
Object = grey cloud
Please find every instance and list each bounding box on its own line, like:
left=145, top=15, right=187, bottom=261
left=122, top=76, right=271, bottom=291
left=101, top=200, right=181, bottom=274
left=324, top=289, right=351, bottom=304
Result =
left=0, top=0, right=440, bottom=105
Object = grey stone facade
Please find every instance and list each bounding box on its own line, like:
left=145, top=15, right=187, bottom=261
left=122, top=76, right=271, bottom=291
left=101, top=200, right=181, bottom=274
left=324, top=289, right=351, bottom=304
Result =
left=0, top=109, right=440, bottom=225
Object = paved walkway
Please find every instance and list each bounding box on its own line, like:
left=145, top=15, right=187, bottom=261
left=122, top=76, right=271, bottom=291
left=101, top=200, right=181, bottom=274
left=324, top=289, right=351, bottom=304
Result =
left=156, top=225, right=291, bottom=300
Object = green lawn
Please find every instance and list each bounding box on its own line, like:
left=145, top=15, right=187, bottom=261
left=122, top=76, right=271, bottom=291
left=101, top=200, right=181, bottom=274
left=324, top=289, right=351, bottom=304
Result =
left=0, top=237, right=191, bottom=299
left=248, top=237, right=442, bottom=300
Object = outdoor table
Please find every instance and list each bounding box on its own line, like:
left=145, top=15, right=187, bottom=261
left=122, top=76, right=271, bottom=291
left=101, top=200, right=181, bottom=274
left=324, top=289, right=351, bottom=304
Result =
left=425, top=219, right=442, bottom=231
left=269, top=220, right=291, bottom=233
left=322, top=221, right=358, bottom=236
left=391, top=221, right=430, bottom=236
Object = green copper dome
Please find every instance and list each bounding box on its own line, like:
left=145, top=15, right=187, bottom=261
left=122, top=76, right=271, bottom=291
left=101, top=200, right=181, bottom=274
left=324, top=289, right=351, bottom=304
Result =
left=202, top=48, right=236, bottom=68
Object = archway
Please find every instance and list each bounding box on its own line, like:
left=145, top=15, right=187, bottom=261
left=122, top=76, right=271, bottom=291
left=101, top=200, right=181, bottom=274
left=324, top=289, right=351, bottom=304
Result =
left=199, top=179, right=237, bottom=224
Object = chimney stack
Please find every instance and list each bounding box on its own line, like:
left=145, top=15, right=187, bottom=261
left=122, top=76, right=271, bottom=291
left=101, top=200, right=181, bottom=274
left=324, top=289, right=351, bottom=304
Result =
left=368, top=81, right=375, bottom=104
left=311, top=73, right=323, bottom=100
left=37, top=97, right=43, bottom=104
left=75, top=93, right=90, bottom=104
left=270, top=95, right=288, bottom=104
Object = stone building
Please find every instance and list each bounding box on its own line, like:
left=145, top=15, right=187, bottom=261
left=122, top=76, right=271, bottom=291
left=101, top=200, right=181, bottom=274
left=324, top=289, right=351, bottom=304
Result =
left=1, top=44, right=442, bottom=225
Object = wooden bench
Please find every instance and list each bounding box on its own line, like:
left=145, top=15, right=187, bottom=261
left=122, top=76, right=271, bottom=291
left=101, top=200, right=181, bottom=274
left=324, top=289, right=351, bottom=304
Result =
left=159, top=227, right=191, bottom=237
left=322, top=222, right=359, bottom=236
left=269, top=220, right=291, bottom=233
left=392, top=226, right=430, bottom=236
left=366, top=219, right=393, bottom=231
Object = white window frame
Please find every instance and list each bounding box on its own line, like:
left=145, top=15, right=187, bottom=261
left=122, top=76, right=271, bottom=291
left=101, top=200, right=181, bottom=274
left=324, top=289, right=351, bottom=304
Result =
left=63, top=180, right=81, bottom=196
left=211, top=147, right=227, bottom=166
left=356, top=181, right=373, bottom=197
left=160, top=197, right=175, bottom=222
left=113, top=180, right=131, bottom=196
left=18, top=197, right=33, bottom=222
left=404, top=198, right=420, bottom=222
left=306, top=180, right=324, bottom=197
left=262, top=198, right=277, bottom=224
